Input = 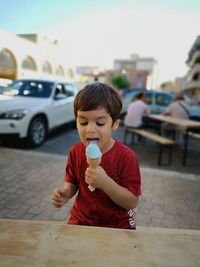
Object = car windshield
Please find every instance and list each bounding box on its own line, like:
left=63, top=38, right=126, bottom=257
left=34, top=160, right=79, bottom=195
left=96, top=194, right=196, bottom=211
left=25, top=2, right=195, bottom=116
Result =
left=3, top=80, right=54, bottom=98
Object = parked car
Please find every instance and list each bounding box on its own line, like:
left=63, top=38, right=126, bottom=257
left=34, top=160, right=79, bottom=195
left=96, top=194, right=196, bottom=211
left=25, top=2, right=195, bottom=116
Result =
left=0, top=85, right=5, bottom=94
left=0, top=79, right=78, bottom=147
left=121, top=89, right=174, bottom=117
left=181, top=88, right=200, bottom=121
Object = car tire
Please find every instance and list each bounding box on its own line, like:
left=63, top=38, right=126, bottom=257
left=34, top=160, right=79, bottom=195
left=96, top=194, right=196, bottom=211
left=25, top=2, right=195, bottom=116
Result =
left=27, top=116, right=47, bottom=147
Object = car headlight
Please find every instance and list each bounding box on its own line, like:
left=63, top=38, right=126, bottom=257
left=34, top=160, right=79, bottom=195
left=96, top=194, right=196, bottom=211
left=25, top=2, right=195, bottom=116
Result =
left=0, top=109, right=28, bottom=120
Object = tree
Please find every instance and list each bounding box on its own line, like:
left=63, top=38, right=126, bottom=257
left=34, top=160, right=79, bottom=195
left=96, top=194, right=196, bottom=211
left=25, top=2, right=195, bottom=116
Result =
left=160, top=81, right=174, bottom=91
left=111, top=75, right=130, bottom=90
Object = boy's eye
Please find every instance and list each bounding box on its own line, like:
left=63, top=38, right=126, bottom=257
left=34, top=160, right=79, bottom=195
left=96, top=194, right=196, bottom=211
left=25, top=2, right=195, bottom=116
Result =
left=80, top=122, right=88, bottom=126
left=97, top=122, right=105, bottom=126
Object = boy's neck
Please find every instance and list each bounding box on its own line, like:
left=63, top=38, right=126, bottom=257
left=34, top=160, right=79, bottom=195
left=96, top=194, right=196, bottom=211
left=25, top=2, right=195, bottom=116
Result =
left=102, top=138, right=115, bottom=154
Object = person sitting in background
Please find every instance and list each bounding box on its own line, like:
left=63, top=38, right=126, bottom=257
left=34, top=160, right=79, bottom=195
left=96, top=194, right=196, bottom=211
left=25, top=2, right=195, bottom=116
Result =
left=124, top=92, right=149, bottom=129
left=161, top=94, right=190, bottom=143
left=184, top=88, right=199, bottom=106
left=124, top=92, right=149, bottom=143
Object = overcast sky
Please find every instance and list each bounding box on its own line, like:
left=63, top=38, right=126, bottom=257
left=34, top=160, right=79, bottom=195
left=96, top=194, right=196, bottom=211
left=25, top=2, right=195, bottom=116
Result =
left=0, top=0, right=200, bottom=83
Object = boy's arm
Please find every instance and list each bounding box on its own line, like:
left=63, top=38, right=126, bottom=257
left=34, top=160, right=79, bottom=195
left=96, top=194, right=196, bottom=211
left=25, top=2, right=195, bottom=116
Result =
left=52, top=182, right=77, bottom=208
left=62, top=182, right=78, bottom=200
left=85, top=166, right=139, bottom=210
left=101, top=176, right=139, bottom=210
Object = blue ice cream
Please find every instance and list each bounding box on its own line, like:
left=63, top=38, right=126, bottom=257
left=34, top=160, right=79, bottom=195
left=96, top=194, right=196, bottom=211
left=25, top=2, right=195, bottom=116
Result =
left=86, top=142, right=102, bottom=158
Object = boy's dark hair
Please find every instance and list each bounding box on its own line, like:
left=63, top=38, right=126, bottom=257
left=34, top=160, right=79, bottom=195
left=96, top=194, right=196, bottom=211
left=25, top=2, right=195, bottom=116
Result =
left=74, top=82, right=122, bottom=122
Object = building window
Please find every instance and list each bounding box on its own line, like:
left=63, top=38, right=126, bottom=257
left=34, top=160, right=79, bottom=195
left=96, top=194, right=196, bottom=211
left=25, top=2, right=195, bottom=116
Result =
left=42, top=61, right=52, bottom=74
left=193, top=72, right=200, bottom=81
left=55, top=65, right=64, bottom=76
left=0, top=49, right=16, bottom=79
left=22, top=56, right=37, bottom=71
left=136, top=74, right=143, bottom=88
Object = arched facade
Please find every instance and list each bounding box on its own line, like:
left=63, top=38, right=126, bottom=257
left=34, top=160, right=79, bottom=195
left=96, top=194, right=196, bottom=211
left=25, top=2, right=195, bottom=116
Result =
left=0, top=48, right=17, bottom=80
left=42, top=61, right=52, bottom=74
left=22, top=55, right=37, bottom=71
left=55, top=65, right=64, bottom=77
left=0, top=30, right=70, bottom=82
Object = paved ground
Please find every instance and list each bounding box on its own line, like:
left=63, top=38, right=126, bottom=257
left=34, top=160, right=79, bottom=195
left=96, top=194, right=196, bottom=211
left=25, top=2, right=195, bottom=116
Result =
left=0, top=146, right=200, bottom=230
left=2, top=124, right=200, bottom=175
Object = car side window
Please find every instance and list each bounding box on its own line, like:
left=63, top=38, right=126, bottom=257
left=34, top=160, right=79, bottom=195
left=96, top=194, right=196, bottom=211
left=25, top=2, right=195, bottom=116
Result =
left=55, top=83, right=64, bottom=95
left=63, top=83, right=78, bottom=97
left=155, top=93, right=172, bottom=106
left=54, top=84, right=66, bottom=98
left=145, top=92, right=153, bottom=104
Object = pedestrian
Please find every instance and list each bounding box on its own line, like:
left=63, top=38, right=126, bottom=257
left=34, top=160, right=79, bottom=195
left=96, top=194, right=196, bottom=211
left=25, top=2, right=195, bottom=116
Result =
left=52, top=82, right=141, bottom=230
left=161, top=94, right=190, bottom=143
left=124, top=92, right=149, bottom=128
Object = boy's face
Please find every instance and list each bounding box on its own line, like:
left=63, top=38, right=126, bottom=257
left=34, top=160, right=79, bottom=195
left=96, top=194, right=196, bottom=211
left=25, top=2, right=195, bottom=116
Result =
left=76, top=107, right=119, bottom=153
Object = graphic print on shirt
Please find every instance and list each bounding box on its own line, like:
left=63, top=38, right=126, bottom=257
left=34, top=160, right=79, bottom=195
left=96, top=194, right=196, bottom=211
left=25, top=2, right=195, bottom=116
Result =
left=128, top=209, right=136, bottom=228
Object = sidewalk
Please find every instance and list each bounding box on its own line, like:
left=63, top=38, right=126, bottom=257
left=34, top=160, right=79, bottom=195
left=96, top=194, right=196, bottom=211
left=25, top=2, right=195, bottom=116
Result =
left=0, top=147, right=200, bottom=230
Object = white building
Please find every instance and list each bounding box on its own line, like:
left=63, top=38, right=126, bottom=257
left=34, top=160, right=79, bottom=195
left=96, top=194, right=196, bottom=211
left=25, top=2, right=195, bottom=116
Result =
left=185, top=35, right=200, bottom=90
left=0, top=29, right=73, bottom=82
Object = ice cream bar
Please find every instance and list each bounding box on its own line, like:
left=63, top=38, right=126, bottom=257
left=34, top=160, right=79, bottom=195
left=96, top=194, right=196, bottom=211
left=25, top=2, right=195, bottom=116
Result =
left=86, top=141, right=102, bottom=192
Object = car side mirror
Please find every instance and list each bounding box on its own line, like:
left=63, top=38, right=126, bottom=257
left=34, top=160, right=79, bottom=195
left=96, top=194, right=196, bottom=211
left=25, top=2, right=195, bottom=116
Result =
left=54, top=93, right=66, bottom=100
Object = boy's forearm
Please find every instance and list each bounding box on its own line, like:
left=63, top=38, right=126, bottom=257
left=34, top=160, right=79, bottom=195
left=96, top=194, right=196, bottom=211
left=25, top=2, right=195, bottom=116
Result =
left=63, top=182, right=78, bottom=199
left=102, top=177, right=139, bottom=210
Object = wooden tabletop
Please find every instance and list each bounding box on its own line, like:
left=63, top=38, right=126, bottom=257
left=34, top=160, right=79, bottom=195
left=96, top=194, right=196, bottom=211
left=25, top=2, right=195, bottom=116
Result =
left=147, top=114, right=200, bottom=129
left=0, top=219, right=200, bottom=267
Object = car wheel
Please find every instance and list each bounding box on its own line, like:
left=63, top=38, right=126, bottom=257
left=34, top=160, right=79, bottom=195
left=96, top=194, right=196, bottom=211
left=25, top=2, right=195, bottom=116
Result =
left=27, top=117, right=47, bottom=147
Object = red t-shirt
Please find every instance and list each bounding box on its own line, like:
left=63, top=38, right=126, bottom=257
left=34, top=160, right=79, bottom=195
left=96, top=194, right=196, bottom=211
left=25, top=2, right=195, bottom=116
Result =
left=65, top=139, right=141, bottom=229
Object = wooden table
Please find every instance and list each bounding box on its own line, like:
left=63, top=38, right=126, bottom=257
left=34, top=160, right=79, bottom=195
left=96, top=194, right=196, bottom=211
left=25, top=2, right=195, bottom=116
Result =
left=147, top=114, right=200, bottom=129
left=0, top=219, right=200, bottom=267
left=147, top=114, right=200, bottom=165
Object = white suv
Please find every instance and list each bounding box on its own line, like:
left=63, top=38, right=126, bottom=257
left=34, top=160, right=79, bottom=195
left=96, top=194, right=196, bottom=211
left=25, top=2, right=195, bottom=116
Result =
left=0, top=79, right=78, bottom=147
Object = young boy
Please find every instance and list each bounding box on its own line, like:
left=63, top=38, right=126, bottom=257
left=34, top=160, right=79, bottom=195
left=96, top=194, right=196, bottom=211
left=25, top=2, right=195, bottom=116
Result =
left=52, top=83, right=141, bottom=229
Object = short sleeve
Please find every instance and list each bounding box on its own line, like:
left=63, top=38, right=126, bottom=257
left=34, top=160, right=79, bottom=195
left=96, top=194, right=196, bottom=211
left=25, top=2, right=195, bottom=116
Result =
left=64, top=147, right=79, bottom=186
left=119, top=149, right=141, bottom=197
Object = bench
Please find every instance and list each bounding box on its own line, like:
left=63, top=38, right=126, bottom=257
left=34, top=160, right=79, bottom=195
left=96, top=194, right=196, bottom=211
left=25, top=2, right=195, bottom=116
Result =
left=182, top=131, right=200, bottom=166
left=188, top=132, right=200, bottom=140
left=124, top=127, right=176, bottom=166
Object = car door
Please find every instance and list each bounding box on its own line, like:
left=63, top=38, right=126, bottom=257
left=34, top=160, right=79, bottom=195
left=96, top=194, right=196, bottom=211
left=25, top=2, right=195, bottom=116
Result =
left=62, top=83, right=78, bottom=123
left=49, top=83, right=77, bottom=128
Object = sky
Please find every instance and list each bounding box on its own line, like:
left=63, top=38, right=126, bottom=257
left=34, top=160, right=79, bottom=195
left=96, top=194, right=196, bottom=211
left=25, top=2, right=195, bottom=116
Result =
left=0, top=0, right=200, bottom=84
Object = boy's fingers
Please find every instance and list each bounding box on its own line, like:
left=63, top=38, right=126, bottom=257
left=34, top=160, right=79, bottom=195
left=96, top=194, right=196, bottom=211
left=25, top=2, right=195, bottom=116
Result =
left=60, top=188, right=69, bottom=198
left=53, top=188, right=63, bottom=198
left=52, top=196, right=64, bottom=207
left=52, top=187, right=68, bottom=208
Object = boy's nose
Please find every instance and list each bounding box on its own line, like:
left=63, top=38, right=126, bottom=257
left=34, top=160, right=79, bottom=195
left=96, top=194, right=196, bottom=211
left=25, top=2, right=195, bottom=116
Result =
left=86, top=122, right=96, bottom=132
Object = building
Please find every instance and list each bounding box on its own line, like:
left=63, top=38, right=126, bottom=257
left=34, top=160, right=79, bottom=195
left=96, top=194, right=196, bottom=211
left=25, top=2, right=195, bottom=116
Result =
left=113, top=54, right=159, bottom=89
left=0, top=29, right=73, bottom=82
left=185, top=35, right=200, bottom=90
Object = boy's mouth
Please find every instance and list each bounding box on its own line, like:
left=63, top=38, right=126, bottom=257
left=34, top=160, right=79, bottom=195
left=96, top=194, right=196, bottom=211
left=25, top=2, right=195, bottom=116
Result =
left=86, top=138, right=99, bottom=144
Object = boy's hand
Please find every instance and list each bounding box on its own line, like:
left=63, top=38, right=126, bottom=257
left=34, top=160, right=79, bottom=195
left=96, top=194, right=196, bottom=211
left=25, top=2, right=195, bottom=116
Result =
left=52, top=187, right=70, bottom=208
left=85, top=166, right=108, bottom=190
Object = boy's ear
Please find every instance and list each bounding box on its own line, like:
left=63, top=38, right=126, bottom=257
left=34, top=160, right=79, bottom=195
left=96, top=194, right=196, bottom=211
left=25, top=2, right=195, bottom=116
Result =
left=112, top=119, right=120, bottom=131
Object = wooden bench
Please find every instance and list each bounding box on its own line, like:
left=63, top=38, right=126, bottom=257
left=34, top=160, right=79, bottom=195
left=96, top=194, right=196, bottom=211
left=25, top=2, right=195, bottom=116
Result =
left=188, top=132, right=200, bottom=140
left=182, top=131, right=200, bottom=166
left=124, top=127, right=176, bottom=166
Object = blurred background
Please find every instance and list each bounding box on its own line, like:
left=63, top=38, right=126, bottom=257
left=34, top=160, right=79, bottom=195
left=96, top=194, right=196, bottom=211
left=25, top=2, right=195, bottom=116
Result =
left=0, top=0, right=200, bottom=150
left=0, top=0, right=200, bottom=93
left=0, top=0, right=200, bottom=230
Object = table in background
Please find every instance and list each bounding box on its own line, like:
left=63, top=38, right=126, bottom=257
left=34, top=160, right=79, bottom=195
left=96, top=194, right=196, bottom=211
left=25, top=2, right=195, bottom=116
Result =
left=0, top=219, right=200, bottom=267
left=146, top=114, right=200, bottom=165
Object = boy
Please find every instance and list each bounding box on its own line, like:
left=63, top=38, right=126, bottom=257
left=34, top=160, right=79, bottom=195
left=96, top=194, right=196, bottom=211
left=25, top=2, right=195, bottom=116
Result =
left=52, top=83, right=141, bottom=229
